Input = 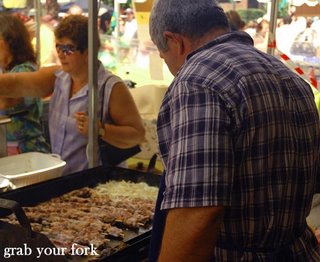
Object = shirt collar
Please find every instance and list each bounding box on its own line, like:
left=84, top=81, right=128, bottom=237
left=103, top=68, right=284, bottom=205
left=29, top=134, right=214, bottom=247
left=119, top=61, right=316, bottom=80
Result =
left=186, top=31, right=254, bottom=61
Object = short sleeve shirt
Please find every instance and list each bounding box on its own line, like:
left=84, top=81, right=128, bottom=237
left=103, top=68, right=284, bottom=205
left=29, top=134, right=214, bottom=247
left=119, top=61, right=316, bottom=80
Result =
left=157, top=31, right=320, bottom=260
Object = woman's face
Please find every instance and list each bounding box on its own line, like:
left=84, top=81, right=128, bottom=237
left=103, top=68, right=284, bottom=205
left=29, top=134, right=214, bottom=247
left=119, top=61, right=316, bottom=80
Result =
left=0, top=38, right=12, bottom=69
left=55, top=37, right=88, bottom=75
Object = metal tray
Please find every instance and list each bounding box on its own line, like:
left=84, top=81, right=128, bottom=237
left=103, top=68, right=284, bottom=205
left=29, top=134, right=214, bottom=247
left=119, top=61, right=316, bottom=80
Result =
left=0, top=166, right=161, bottom=262
left=0, top=152, right=66, bottom=188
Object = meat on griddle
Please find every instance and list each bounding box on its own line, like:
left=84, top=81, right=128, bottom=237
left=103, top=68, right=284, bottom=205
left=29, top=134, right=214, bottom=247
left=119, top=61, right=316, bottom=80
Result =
left=1, top=182, right=157, bottom=259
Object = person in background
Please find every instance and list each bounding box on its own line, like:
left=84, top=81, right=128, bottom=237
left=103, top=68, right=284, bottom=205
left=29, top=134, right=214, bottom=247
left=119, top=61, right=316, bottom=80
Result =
left=68, top=4, right=83, bottom=16
left=37, top=14, right=60, bottom=67
left=148, top=0, right=320, bottom=261
left=25, top=11, right=59, bottom=67
left=99, top=8, right=113, bottom=35
left=119, top=8, right=138, bottom=62
left=121, top=8, right=138, bottom=43
left=276, top=15, right=295, bottom=55
left=98, top=8, right=117, bottom=69
left=225, top=10, right=245, bottom=31
left=44, top=0, right=60, bottom=20
left=0, top=13, right=50, bottom=155
left=0, top=15, right=145, bottom=175
left=290, top=16, right=320, bottom=58
left=244, top=19, right=258, bottom=38
left=252, top=17, right=269, bottom=52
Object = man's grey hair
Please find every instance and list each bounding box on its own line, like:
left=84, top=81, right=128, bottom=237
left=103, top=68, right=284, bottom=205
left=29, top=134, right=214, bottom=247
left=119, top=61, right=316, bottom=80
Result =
left=149, top=0, right=229, bottom=51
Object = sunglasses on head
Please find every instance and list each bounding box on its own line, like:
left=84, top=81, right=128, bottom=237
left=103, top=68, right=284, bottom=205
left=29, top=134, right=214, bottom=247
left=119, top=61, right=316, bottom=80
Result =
left=55, top=44, right=78, bottom=55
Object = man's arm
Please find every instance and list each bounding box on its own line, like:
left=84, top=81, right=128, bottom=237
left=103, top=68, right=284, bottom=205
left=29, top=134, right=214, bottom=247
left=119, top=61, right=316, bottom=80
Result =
left=158, top=206, right=224, bottom=262
left=0, top=66, right=58, bottom=98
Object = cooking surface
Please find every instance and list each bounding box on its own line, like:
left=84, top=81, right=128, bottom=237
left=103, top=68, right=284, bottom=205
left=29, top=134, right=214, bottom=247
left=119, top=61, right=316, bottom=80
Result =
left=0, top=166, right=161, bottom=261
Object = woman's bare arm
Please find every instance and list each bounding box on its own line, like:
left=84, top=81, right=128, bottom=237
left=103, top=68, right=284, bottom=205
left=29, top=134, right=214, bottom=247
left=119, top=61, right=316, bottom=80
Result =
left=103, top=81, right=146, bottom=148
left=0, top=66, right=59, bottom=97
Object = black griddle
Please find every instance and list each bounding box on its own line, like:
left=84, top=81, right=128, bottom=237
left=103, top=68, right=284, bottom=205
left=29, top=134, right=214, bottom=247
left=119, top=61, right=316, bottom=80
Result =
left=0, top=166, right=161, bottom=262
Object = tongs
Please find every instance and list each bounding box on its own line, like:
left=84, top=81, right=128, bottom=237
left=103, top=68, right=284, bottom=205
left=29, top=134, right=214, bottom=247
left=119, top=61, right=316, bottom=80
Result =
left=0, top=198, right=67, bottom=261
left=7, top=109, right=29, bottom=118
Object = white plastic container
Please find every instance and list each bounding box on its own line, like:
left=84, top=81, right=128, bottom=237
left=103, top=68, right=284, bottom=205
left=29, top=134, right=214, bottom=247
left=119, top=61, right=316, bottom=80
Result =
left=0, top=152, right=66, bottom=188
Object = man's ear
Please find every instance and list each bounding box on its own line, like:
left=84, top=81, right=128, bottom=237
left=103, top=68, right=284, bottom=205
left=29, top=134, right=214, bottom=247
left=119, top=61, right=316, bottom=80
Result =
left=163, top=31, right=185, bottom=55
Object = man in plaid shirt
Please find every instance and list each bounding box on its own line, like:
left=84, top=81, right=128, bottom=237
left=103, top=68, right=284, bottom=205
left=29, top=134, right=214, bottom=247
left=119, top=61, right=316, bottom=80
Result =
left=148, top=0, right=320, bottom=261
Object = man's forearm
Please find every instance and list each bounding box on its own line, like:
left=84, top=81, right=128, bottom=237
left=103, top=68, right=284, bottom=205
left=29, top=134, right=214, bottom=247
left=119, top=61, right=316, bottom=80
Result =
left=158, top=206, right=224, bottom=262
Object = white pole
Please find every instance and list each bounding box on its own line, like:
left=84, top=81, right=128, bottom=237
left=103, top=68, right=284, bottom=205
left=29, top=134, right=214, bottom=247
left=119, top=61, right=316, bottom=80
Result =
left=267, top=0, right=279, bottom=56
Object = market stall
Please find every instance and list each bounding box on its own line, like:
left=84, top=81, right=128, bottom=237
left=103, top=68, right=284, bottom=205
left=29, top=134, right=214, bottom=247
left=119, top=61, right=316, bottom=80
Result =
left=0, top=1, right=319, bottom=259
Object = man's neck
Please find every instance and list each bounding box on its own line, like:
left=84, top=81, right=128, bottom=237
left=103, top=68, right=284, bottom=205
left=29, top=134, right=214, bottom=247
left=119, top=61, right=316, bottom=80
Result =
left=190, top=28, right=229, bottom=52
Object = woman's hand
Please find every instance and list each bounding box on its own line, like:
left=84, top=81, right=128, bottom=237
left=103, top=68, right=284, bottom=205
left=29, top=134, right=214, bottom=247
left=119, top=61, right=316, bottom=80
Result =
left=74, top=111, right=88, bottom=135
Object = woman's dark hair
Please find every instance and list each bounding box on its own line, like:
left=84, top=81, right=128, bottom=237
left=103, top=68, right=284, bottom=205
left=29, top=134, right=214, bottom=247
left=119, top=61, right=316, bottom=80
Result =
left=226, top=10, right=245, bottom=31
left=54, top=14, right=101, bottom=52
left=0, top=13, right=36, bottom=70
left=99, top=11, right=112, bottom=34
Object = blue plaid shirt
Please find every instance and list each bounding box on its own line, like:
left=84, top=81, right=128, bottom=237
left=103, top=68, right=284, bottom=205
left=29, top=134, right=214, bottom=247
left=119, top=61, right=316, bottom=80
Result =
left=157, top=32, right=320, bottom=260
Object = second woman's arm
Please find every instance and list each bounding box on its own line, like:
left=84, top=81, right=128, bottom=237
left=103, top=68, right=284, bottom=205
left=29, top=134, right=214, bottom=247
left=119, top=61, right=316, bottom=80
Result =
left=0, top=66, right=59, bottom=98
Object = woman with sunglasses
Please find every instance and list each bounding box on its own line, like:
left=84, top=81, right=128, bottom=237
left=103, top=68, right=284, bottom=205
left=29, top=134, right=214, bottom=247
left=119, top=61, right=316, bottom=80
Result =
left=0, top=14, right=50, bottom=155
left=0, top=14, right=145, bottom=175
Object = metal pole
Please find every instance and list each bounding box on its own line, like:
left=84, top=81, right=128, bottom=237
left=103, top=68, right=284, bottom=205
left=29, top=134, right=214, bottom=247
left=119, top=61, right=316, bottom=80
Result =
left=88, top=0, right=99, bottom=168
left=113, top=0, right=120, bottom=61
left=0, top=117, right=11, bottom=157
left=267, top=0, right=279, bottom=56
left=34, top=0, right=41, bottom=67
left=232, top=0, right=236, bottom=10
